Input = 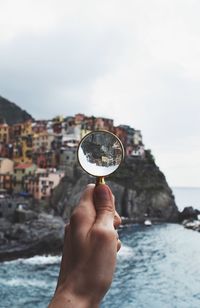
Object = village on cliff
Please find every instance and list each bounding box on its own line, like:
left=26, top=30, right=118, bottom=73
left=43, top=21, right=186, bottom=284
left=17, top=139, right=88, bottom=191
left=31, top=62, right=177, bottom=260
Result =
left=0, top=113, right=145, bottom=218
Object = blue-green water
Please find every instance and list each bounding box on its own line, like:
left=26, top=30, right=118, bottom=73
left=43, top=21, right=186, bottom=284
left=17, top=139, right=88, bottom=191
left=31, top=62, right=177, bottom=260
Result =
left=0, top=224, right=200, bottom=308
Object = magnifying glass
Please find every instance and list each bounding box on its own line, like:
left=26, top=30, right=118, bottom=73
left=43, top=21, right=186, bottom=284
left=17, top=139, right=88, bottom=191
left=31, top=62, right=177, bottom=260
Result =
left=77, top=130, right=124, bottom=185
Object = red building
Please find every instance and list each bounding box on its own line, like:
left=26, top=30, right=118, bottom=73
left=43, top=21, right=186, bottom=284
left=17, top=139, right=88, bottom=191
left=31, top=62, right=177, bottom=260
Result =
left=114, top=126, right=127, bottom=147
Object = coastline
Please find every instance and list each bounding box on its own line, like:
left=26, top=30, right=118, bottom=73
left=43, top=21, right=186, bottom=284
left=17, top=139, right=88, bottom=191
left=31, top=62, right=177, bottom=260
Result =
left=1, top=187, right=199, bottom=263
left=0, top=216, right=190, bottom=263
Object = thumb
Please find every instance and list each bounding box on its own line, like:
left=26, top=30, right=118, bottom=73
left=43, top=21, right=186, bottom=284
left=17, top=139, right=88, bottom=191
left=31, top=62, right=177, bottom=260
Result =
left=93, top=184, right=115, bottom=228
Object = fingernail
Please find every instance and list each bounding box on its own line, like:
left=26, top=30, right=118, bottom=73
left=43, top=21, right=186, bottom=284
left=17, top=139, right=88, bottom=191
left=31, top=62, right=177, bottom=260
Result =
left=94, top=185, right=112, bottom=203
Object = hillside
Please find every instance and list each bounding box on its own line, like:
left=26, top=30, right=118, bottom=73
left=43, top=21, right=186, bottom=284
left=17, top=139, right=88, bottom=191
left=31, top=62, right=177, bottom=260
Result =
left=0, top=96, right=33, bottom=125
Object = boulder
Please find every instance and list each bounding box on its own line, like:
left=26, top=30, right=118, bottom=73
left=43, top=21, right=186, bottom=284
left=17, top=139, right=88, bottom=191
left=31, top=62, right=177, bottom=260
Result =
left=182, top=219, right=200, bottom=232
left=179, top=206, right=200, bottom=222
left=0, top=214, right=65, bottom=262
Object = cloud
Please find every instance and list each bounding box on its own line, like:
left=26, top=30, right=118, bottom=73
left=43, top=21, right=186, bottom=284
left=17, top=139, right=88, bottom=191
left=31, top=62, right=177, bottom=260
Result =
left=0, top=0, right=200, bottom=186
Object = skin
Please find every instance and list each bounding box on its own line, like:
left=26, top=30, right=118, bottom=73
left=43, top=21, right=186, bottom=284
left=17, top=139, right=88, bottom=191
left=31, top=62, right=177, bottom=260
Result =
left=49, top=183, right=121, bottom=308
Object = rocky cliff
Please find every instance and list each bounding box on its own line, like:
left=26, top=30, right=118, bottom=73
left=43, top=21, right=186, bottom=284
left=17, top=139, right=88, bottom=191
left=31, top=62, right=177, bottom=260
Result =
left=50, top=151, right=179, bottom=223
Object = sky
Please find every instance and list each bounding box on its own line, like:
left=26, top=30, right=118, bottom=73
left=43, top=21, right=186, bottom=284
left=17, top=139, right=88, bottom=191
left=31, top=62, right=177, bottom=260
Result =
left=0, top=0, right=200, bottom=187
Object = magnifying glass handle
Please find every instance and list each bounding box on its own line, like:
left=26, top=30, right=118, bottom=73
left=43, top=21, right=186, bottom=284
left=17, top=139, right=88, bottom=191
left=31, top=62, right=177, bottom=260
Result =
left=96, top=176, right=105, bottom=185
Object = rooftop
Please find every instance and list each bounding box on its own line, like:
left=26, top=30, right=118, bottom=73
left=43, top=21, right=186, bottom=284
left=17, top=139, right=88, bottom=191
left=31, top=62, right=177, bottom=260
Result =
left=15, top=163, right=34, bottom=169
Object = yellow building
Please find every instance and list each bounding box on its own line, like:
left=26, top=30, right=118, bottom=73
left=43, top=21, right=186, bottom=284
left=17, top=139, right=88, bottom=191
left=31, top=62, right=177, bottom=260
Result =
left=13, top=139, right=32, bottom=164
left=80, top=128, right=91, bottom=139
left=33, top=132, right=54, bottom=152
left=21, top=121, right=33, bottom=136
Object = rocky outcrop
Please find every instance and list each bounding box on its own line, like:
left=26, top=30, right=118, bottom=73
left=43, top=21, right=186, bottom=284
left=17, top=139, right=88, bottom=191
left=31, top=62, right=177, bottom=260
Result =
left=179, top=206, right=200, bottom=222
left=182, top=219, right=200, bottom=232
left=50, top=154, right=179, bottom=223
left=0, top=212, right=65, bottom=262
left=180, top=206, right=200, bottom=233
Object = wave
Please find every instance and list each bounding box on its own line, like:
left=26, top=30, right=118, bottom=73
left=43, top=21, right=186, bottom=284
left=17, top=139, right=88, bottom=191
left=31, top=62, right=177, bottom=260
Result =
left=22, top=255, right=61, bottom=265
left=3, top=255, right=61, bottom=266
left=118, top=244, right=134, bottom=259
left=2, top=247, right=134, bottom=266
left=0, top=278, right=53, bottom=288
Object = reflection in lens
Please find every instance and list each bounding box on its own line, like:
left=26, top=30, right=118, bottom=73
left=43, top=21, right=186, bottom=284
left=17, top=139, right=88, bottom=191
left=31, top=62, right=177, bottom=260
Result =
left=78, top=131, right=124, bottom=177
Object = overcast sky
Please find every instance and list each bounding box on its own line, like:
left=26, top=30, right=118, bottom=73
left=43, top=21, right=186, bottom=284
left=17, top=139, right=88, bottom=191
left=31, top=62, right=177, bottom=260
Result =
left=0, top=0, right=199, bottom=187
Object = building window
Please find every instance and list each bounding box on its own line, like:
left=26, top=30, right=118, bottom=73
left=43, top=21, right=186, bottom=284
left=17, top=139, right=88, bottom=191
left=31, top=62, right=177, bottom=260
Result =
left=8, top=203, right=12, bottom=208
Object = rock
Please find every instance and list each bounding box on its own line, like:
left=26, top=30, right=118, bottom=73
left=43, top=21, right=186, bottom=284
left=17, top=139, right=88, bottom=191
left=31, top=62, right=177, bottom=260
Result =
left=179, top=206, right=200, bottom=222
left=182, top=219, right=200, bottom=232
left=106, top=181, right=124, bottom=215
left=14, top=209, right=38, bottom=223
left=0, top=214, right=65, bottom=262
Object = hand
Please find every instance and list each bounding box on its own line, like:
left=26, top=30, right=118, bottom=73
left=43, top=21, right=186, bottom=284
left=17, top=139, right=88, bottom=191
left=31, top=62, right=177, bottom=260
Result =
left=49, top=184, right=121, bottom=308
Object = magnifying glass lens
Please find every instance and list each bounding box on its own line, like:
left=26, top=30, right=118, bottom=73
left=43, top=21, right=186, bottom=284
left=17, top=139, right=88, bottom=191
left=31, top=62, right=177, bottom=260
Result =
left=77, top=131, right=124, bottom=178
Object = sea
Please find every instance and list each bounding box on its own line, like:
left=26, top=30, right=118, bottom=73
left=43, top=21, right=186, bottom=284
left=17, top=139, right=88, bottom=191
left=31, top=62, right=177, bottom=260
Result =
left=0, top=187, right=200, bottom=308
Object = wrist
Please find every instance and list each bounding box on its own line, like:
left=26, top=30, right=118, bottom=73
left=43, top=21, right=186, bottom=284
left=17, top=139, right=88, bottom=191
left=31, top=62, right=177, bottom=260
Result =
left=49, top=288, right=100, bottom=308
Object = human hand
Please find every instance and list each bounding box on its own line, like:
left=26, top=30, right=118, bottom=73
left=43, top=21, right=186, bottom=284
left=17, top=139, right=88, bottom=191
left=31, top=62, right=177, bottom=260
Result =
left=49, top=184, right=121, bottom=308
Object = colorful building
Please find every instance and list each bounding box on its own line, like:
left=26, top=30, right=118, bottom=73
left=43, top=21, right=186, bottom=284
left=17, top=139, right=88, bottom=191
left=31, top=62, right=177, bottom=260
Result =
left=59, top=147, right=77, bottom=170
left=33, top=132, right=54, bottom=152
left=27, top=170, right=64, bottom=199
left=0, top=158, right=14, bottom=174
left=32, top=120, right=48, bottom=134
left=32, top=151, right=57, bottom=169
left=13, top=138, right=33, bottom=164
left=0, top=123, right=9, bottom=143
left=52, top=116, right=63, bottom=134
left=0, top=174, right=13, bottom=193
left=0, top=157, right=13, bottom=192
left=12, top=163, right=37, bottom=193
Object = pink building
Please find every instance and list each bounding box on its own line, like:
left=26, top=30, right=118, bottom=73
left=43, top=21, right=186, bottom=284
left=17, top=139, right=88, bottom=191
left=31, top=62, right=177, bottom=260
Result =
left=27, top=170, right=64, bottom=200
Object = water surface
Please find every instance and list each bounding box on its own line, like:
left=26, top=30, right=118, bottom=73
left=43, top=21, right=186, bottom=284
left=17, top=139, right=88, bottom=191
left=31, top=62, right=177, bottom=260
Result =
left=0, top=224, right=199, bottom=308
